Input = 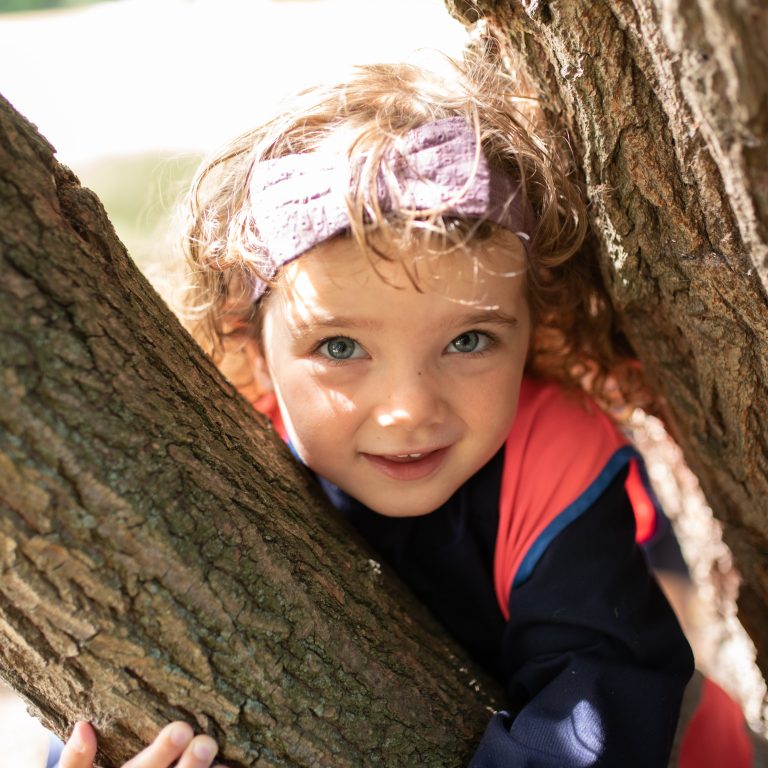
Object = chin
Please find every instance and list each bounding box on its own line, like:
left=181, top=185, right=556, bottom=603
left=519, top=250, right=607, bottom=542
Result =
left=360, top=487, right=456, bottom=518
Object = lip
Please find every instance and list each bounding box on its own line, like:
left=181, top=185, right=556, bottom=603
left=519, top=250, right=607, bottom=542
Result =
left=361, top=446, right=449, bottom=481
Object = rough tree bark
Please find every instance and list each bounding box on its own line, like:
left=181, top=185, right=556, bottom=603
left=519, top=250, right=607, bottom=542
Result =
left=446, top=0, right=768, bottom=678
left=0, top=95, right=502, bottom=767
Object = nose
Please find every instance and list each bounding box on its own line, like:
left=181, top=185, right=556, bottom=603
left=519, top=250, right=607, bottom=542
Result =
left=372, top=367, right=446, bottom=432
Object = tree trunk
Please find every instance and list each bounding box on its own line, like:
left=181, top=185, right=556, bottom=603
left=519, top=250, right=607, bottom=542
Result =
left=447, top=0, right=768, bottom=678
left=0, top=94, right=501, bottom=767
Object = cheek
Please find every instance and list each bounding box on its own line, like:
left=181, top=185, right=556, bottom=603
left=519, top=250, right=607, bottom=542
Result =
left=277, top=368, right=361, bottom=449
left=465, top=363, right=526, bottom=434
left=487, top=377, right=522, bottom=421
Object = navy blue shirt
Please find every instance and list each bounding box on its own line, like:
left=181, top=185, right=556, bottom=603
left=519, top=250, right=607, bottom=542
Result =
left=320, top=446, right=693, bottom=767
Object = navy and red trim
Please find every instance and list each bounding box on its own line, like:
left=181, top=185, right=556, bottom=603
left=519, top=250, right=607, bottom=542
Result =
left=512, top=445, right=640, bottom=588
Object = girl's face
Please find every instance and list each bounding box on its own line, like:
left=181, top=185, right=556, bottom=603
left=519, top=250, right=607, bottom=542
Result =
left=260, top=232, right=531, bottom=517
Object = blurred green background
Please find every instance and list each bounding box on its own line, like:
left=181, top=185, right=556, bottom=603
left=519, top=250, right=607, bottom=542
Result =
left=0, top=0, right=102, bottom=11
left=0, top=0, right=467, bottom=278
left=76, top=151, right=202, bottom=276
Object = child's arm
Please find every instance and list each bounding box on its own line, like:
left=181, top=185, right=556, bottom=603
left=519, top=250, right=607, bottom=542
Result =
left=470, top=469, right=693, bottom=767
left=53, top=721, right=224, bottom=768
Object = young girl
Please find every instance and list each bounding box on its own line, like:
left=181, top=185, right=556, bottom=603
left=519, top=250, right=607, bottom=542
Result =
left=55, top=53, right=759, bottom=768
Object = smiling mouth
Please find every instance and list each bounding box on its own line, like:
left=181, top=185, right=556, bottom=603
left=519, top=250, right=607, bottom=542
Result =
left=362, top=447, right=449, bottom=480
left=388, top=452, right=427, bottom=462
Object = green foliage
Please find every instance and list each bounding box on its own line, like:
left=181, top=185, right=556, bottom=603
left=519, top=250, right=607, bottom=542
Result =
left=0, top=0, right=107, bottom=13
left=76, top=151, right=202, bottom=272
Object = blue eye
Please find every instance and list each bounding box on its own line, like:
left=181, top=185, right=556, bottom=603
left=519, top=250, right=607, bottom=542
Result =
left=319, top=337, right=361, bottom=360
left=447, top=331, right=491, bottom=354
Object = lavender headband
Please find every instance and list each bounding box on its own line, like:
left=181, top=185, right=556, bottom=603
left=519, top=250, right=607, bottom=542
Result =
left=247, top=116, right=532, bottom=296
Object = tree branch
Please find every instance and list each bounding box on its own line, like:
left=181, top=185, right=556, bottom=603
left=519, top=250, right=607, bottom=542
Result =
left=0, top=93, right=501, bottom=768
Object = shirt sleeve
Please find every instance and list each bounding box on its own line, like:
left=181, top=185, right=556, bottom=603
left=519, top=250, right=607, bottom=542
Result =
left=469, top=467, right=694, bottom=767
left=45, top=732, right=64, bottom=768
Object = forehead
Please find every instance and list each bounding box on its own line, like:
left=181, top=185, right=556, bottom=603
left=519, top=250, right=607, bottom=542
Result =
left=272, top=230, right=528, bottom=310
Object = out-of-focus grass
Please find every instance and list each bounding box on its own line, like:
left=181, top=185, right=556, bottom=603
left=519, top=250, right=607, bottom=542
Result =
left=0, top=0, right=104, bottom=13
left=75, top=151, right=202, bottom=273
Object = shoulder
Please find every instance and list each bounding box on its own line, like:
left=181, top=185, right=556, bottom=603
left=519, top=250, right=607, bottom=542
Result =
left=502, top=377, right=633, bottom=517
left=494, top=377, right=638, bottom=616
left=510, top=376, right=628, bottom=464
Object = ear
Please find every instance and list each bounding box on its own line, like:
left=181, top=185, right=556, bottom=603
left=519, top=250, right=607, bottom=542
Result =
left=242, top=336, right=274, bottom=396
left=216, top=333, right=274, bottom=410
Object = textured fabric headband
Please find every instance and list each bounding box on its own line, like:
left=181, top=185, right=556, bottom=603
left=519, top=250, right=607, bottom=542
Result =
left=247, top=116, right=533, bottom=295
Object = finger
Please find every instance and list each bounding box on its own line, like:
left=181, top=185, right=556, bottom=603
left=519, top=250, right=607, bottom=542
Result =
left=123, top=721, right=194, bottom=768
left=59, top=721, right=97, bottom=768
left=176, top=734, right=219, bottom=768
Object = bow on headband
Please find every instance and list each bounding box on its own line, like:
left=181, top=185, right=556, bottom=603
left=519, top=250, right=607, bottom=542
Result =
left=247, top=116, right=533, bottom=296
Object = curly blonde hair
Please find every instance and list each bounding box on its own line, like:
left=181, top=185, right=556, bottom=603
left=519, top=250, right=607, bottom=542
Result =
left=179, top=50, right=646, bottom=411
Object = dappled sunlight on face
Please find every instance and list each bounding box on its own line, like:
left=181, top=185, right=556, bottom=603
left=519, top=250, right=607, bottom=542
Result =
left=410, top=228, right=528, bottom=306
left=376, top=409, right=410, bottom=428
left=267, top=253, right=376, bottom=417
left=259, top=231, right=531, bottom=517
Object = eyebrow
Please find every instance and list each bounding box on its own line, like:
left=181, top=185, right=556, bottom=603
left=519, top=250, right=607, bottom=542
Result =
left=455, top=309, right=519, bottom=328
left=289, top=315, right=384, bottom=336
left=290, top=309, right=517, bottom=336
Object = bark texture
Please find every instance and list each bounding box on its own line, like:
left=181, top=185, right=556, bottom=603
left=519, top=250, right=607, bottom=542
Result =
left=0, top=95, right=501, bottom=767
left=447, top=0, right=768, bottom=676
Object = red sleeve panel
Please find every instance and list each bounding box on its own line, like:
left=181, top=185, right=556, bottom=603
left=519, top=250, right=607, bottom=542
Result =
left=494, top=377, right=657, bottom=618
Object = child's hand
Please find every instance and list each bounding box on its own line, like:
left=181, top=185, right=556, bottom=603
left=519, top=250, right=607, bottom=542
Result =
left=60, top=720, right=224, bottom=768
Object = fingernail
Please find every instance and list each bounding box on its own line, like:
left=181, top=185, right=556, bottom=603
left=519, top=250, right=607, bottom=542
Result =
left=170, top=723, right=192, bottom=747
left=193, top=739, right=217, bottom=760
